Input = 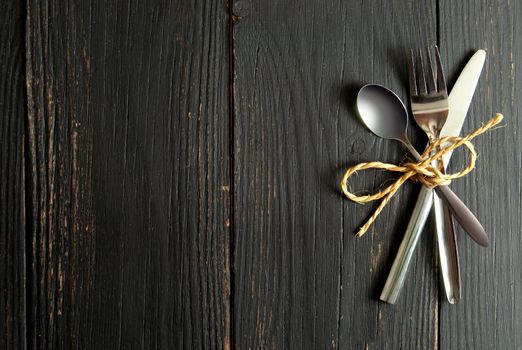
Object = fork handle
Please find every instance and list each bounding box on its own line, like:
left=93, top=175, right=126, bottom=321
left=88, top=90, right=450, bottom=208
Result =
left=434, top=185, right=489, bottom=247
left=380, top=186, right=433, bottom=303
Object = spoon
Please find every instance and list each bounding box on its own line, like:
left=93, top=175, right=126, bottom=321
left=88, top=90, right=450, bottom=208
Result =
left=356, top=84, right=488, bottom=245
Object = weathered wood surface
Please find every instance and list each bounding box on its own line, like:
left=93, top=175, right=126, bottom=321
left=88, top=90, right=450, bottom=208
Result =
left=25, top=0, right=230, bottom=348
left=232, top=0, right=441, bottom=349
left=439, top=0, right=522, bottom=349
left=0, top=0, right=26, bottom=348
left=0, top=0, right=520, bottom=348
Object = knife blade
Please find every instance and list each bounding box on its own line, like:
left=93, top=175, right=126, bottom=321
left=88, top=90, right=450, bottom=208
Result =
left=380, top=49, right=486, bottom=304
left=442, top=49, right=487, bottom=161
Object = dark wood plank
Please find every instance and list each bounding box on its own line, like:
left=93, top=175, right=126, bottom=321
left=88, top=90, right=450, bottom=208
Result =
left=25, top=1, right=230, bottom=348
left=439, top=0, right=522, bottom=348
left=233, top=1, right=439, bottom=348
left=0, top=0, right=26, bottom=348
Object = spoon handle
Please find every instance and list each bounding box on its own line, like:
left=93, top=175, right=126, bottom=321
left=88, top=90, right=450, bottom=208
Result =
left=434, top=185, right=489, bottom=247
left=403, top=138, right=489, bottom=247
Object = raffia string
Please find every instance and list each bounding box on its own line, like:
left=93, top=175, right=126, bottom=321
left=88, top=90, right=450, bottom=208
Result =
left=340, top=113, right=504, bottom=237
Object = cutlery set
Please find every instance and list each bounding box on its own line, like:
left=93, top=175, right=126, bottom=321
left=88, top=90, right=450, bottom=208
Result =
left=342, top=47, right=499, bottom=304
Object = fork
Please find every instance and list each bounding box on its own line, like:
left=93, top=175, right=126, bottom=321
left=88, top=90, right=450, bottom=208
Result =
left=380, top=47, right=489, bottom=304
left=409, top=46, right=460, bottom=303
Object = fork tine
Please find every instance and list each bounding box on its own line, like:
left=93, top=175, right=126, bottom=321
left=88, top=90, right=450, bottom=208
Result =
left=434, top=45, right=447, bottom=94
left=407, top=49, right=417, bottom=96
left=417, top=49, right=427, bottom=95
left=425, top=47, right=437, bottom=93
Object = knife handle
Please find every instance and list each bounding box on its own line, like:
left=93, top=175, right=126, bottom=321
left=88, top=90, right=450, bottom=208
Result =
left=433, top=192, right=461, bottom=304
left=434, top=185, right=489, bottom=247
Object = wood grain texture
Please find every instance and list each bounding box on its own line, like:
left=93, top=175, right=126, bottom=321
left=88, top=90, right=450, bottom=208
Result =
left=4, top=0, right=520, bottom=348
left=232, top=1, right=439, bottom=348
left=439, top=0, right=522, bottom=349
left=0, top=0, right=26, bottom=348
left=25, top=1, right=230, bottom=348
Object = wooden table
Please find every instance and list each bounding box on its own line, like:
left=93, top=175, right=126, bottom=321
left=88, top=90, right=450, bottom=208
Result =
left=2, top=0, right=521, bottom=348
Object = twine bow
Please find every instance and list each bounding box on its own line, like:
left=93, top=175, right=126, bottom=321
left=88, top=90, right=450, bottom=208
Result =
left=340, top=113, right=504, bottom=237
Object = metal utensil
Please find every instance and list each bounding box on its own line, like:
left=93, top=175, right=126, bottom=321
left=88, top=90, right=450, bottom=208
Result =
left=408, top=46, right=460, bottom=304
left=380, top=49, right=486, bottom=304
left=408, top=47, right=449, bottom=144
left=356, top=84, right=486, bottom=244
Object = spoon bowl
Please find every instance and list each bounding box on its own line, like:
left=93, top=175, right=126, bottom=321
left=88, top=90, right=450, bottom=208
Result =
left=356, top=84, right=409, bottom=141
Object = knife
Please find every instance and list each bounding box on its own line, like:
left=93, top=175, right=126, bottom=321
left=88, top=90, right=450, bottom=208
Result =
left=380, top=49, right=487, bottom=304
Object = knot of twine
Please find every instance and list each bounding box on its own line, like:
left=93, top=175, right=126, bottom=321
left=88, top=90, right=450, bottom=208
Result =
left=340, top=113, right=504, bottom=237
